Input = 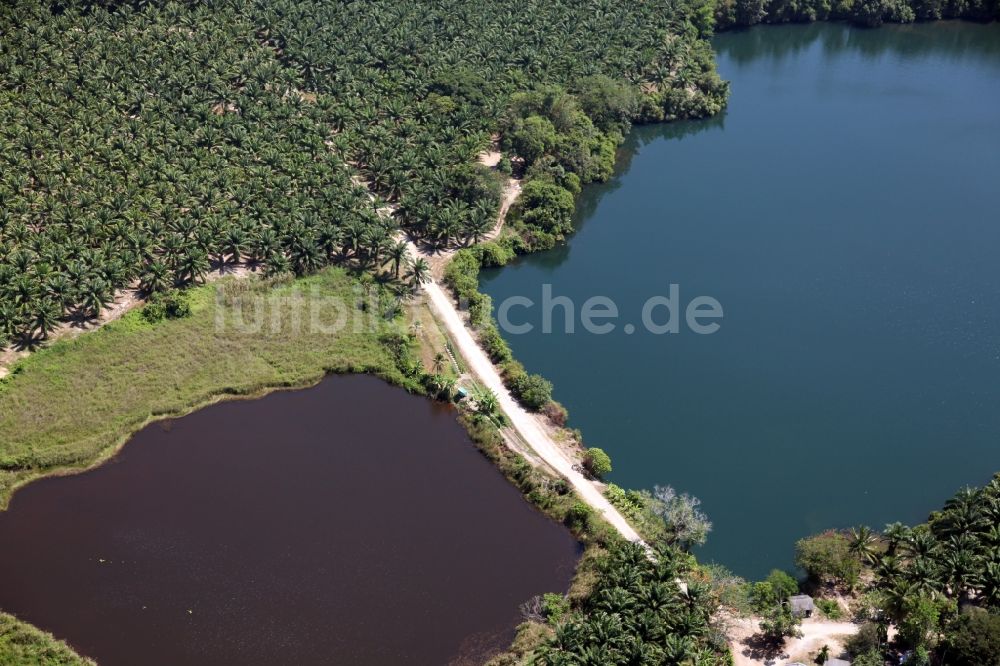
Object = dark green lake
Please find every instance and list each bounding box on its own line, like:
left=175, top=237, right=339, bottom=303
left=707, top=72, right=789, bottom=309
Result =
left=481, top=22, right=1000, bottom=579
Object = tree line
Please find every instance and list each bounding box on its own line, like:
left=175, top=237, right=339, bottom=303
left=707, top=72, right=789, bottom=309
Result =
left=712, top=0, right=999, bottom=29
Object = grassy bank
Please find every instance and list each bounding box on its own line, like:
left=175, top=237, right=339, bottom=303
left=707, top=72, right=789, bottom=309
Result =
left=0, top=612, right=92, bottom=666
left=0, top=268, right=415, bottom=507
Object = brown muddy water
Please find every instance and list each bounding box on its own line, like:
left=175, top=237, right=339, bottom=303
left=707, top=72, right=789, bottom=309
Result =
left=0, top=375, right=580, bottom=665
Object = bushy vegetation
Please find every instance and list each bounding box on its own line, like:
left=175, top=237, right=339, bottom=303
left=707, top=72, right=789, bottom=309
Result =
left=583, top=447, right=613, bottom=479
left=0, top=0, right=727, bottom=347
left=795, top=529, right=862, bottom=588
left=714, top=0, right=1000, bottom=28
left=0, top=612, right=92, bottom=666
left=503, top=72, right=725, bottom=251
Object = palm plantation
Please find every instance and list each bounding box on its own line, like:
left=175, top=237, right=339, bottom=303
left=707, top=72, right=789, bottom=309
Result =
left=0, top=0, right=728, bottom=348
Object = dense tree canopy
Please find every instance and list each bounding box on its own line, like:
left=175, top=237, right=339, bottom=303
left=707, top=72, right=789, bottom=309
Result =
left=534, top=542, right=728, bottom=665
left=0, top=0, right=727, bottom=346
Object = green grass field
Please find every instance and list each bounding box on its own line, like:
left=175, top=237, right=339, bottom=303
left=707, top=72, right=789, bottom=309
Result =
left=0, top=269, right=412, bottom=507
left=0, top=612, right=92, bottom=666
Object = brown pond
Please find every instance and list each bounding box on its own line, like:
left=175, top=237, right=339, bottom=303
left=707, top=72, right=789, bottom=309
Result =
left=0, top=375, right=580, bottom=665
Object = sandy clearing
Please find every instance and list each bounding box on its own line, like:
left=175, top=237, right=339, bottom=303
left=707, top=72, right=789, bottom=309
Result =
left=728, top=615, right=858, bottom=666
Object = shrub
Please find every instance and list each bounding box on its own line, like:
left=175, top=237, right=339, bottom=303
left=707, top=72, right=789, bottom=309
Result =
left=584, top=447, right=612, bottom=478
left=467, top=292, right=493, bottom=328
left=141, top=301, right=166, bottom=323
left=479, top=324, right=513, bottom=363
left=443, top=249, right=481, bottom=300
left=477, top=238, right=517, bottom=267
left=565, top=501, right=593, bottom=532
left=795, top=530, right=861, bottom=587
left=160, top=291, right=191, bottom=318
left=541, top=593, right=570, bottom=623
left=846, top=623, right=883, bottom=658
left=142, top=290, right=190, bottom=323
left=703, top=563, right=753, bottom=616
left=500, top=358, right=528, bottom=383
left=851, top=650, right=885, bottom=666
left=510, top=372, right=552, bottom=411
left=816, top=598, right=843, bottom=620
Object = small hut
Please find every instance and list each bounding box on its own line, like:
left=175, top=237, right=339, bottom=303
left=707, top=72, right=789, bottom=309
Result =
left=788, top=594, right=815, bottom=618
left=826, top=659, right=851, bottom=666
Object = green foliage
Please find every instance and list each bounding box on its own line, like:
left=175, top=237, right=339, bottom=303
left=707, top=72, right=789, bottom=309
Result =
left=795, top=530, right=861, bottom=587
left=749, top=581, right=777, bottom=614
left=541, top=593, right=570, bottom=624
left=509, top=372, right=553, bottom=411
left=904, top=646, right=931, bottom=666
left=575, top=75, right=640, bottom=134
left=846, top=623, right=885, bottom=658
left=851, top=650, right=885, bottom=666
left=143, top=290, right=190, bottom=323
left=507, top=115, right=559, bottom=166
left=766, top=569, right=799, bottom=601
left=511, top=180, right=576, bottom=247
left=815, top=598, right=843, bottom=620
left=750, top=570, right=800, bottom=615
left=535, top=542, right=726, bottom=664
left=897, top=595, right=945, bottom=649
left=565, top=502, right=594, bottom=532
left=0, top=612, right=93, bottom=665
left=940, top=609, right=1000, bottom=666
left=759, top=603, right=802, bottom=641
left=478, top=325, right=513, bottom=365
left=583, top=447, right=612, bottom=478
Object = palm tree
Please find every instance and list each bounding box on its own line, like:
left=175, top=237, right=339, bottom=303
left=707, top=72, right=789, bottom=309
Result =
left=850, top=525, right=880, bottom=565
left=473, top=385, right=499, bottom=418
left=406, top=257, right=431, bottom=290
left=387, top=240, right=410, bottom=278
left=29, top=299, right=62, bottom=341
left=81, top=279, right=114, bottom=319
left=139, top=261, right=172, bottom=295
left=432, top=351, right=446, bottom=373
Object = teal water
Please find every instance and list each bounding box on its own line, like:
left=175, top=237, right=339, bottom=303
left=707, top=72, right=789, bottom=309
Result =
left=481, top=22, right=1000, bottom=579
